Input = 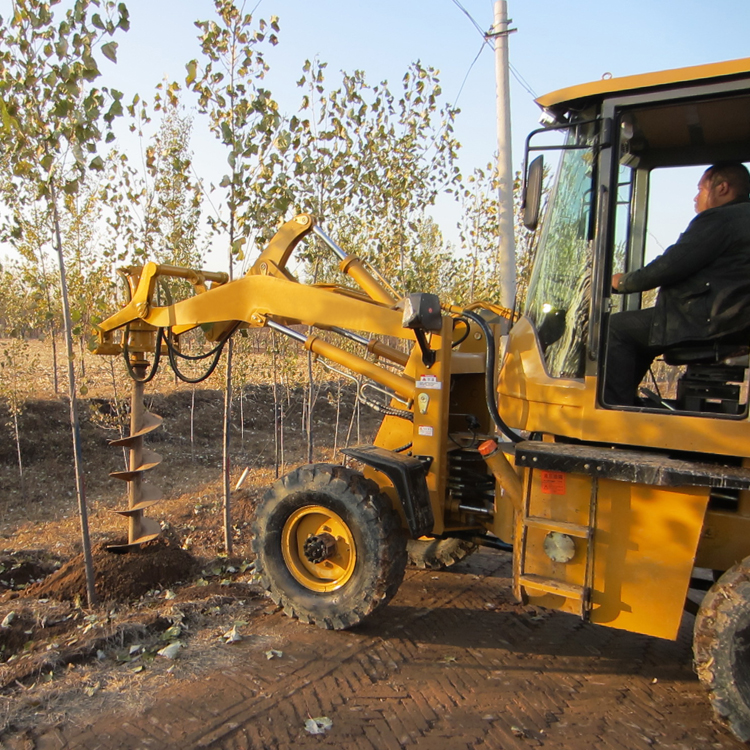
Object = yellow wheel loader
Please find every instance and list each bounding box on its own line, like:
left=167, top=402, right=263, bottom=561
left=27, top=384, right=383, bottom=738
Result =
left=95, top=57, right=750, bottom=741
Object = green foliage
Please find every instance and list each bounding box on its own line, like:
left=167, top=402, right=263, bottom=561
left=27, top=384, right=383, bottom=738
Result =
left=0, top=0, right=129, bottom=199
left=103, top=87, right=204, bottom=271
left=457, top=164, right=503, bottom=304
left=0, top=337, right=38, bottom=420
left=187, top=1, right=287, bottom=257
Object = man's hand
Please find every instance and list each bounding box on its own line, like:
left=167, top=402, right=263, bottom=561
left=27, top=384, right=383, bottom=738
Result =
left=612, top=273, right=624, bottom=293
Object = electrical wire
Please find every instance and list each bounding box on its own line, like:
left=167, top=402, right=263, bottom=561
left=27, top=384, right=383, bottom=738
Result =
left=450, top=0, right=486, bottom=37
left=448, top=0, right=538, bottom=101
left=453, top=41, right=485, bottom=107
left=509, top=62, right=538, bottom=100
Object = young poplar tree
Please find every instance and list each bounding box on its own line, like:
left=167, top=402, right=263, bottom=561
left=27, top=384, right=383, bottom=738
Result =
left=0, top=337, right=39, bottom=492
left=103, top=86, right=203, bottom=271
left=458, top=164, right=503, bottom=304
left=0, top=0, right=130, bottom=606
left=356, top=63, right=461, bottom=294
left=187, top=0, right=285, bottom=554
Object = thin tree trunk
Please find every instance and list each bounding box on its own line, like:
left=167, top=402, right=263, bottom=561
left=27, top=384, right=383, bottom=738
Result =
left=344, top=376, right=360, bottom=448
left=79, top=337, right=86, bottom=379
left=12, top=411, right=24, bottom=496
left=222, top=198, right=236, bottom=556
left=39, top=247, right=59, bottom=395
left=356, top=395, right=361, bottom=444
left=222, top=339, right=233, bottom=555
left=50, top=325, right=59, bottom=395
left=50, top=183, right=96, bottom=608
left=306, top=350, right=314, bottom=463
left=239, top=385, right=245, bottom=449
left=332, top=379, right=341, bottom=461
left=190, top=386, right=196, bottom=458
left=272, top=331, right=280, bottom=478
left=108, top=358, right=128, bottom=470
left=280, top=384, right=286, bottom=475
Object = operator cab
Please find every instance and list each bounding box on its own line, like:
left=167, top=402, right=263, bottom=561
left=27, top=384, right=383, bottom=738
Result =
left=521, top=58, right=750, bottom=418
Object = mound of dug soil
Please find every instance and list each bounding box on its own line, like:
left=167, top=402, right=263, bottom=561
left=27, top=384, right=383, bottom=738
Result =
left=22, top=537, right=198, bottom=604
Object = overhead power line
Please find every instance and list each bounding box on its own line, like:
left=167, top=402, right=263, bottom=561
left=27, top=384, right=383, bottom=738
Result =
left=453, top=41, right=485, bottom=107
left=448, top=0, right=538, bottom=100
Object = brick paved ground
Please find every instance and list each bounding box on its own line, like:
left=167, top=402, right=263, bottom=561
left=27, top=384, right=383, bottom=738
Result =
left=26, top=550, right=745, bottom=749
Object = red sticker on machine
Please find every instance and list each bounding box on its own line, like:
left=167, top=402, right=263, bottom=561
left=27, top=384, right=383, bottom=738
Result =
left=540, top=470, right=566, bottom=495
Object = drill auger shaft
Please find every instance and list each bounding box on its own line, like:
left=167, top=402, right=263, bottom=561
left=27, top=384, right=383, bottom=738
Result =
left=108, top=361, right=163, bottom=551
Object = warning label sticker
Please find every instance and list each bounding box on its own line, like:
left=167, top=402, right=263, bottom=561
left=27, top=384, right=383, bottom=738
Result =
left=540, top=470, right=566, bottom=495
left=417, top=425, right=434, bottom=437
left=416, top=375, right=441, bottom=390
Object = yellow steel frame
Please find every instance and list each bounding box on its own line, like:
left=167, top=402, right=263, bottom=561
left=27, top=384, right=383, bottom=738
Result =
left=95, top=212, right=738, bottom=643
left=94, top=213, right=476, bottom=531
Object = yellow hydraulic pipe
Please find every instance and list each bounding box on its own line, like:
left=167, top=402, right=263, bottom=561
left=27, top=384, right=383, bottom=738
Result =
left=306, top=335, right=415, bottom=403
left=367, top=340, right=410, bottom=367
left=154, top=264, right=229, bottom=285
left=478, top=439, right=523, bottom=511
left=339, top=256, right=397, bottom=306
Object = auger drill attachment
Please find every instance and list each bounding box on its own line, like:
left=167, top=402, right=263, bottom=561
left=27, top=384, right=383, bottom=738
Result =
left=108, top=325, right=163, bottom=552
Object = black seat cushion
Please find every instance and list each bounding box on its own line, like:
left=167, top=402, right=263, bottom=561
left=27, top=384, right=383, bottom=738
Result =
left=663, top=342, right=750, bottom=366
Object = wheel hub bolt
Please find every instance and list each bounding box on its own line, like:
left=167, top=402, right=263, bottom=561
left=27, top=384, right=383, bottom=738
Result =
left=303, top=532, right=337, bottom=564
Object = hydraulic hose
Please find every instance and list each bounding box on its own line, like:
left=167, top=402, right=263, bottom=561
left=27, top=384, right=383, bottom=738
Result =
left=460, top=309, right=523, bottom=444
left=123, top=326, right=163, bottom=383
left=164, top=326, right=237, bottom=384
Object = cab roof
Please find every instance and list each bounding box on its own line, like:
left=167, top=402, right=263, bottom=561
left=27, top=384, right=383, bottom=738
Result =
left=536, top=57, right=750, bottom=112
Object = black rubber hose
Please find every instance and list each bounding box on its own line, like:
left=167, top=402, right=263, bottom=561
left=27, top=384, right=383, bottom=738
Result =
left=460, top=309, right=523, bottom=444
left=165, top=332, right=227, bottom=384
left=451, top=317, right=471, bottom=348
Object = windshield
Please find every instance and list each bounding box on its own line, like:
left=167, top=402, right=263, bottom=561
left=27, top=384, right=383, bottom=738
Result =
left=524, top=130, right=595, bottom=378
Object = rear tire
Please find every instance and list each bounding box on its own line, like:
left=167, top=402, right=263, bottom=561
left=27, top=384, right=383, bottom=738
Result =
left=694, top=556, right=750, bottom=742
left=407, top=537, right=477, bottom=570
left=251, top=464, right=407, bottom=630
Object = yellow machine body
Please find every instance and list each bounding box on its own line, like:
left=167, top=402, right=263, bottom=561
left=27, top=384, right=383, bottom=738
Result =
left=94, top=56, right=750, bottom=647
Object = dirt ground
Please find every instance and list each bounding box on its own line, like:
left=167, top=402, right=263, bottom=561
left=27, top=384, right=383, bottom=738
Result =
left=0, top=340, right=744, bottom=748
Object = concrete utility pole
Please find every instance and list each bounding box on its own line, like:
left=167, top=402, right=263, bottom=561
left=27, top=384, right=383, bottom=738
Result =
left=492, top=0, right=516, bottom=310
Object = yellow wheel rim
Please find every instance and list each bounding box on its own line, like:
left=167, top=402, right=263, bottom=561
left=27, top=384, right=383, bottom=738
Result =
left=281, top=505, right=357, bottom=592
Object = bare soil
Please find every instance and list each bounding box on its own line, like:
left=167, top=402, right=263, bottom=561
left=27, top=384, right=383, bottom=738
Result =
left=0, top=340, right=378, bottom=740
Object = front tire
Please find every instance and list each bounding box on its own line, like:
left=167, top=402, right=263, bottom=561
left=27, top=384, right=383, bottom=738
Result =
left=251, top=464, right=407, bottom=630
left=694, top=556, right=750, bottom=742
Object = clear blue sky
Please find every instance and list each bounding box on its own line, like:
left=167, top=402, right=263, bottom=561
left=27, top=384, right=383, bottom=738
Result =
left=102, top=0, right=750, bottom=257
left=110, top=0, right=750, bottom=169
left=6, top=0, right=750, bottom=259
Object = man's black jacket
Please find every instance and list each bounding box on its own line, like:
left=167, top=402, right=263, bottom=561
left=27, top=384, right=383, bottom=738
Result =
left=619, top=198, right=750, bottom=347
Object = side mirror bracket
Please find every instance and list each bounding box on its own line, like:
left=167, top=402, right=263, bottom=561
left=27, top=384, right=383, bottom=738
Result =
left=402, top=293, right=442, bottom=368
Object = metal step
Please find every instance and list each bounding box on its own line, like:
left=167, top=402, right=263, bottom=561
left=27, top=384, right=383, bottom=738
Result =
left=519, top=574, right=585, bottom=599
left=524, top=516, right=591, bottom=538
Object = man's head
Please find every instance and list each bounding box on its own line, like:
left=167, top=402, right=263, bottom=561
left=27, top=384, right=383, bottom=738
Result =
left=694, top=162, right=750, bottom=213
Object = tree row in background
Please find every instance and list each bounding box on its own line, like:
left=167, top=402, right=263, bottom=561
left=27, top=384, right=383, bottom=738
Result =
left=0, top=0, right=546, bottom=489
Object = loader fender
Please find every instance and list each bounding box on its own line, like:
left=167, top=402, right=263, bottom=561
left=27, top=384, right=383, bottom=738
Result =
left=341, top=445, right=433, bottom=538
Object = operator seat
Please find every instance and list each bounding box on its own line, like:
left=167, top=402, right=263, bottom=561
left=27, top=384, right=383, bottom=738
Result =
left=662, top=341, right=750, bottom=414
